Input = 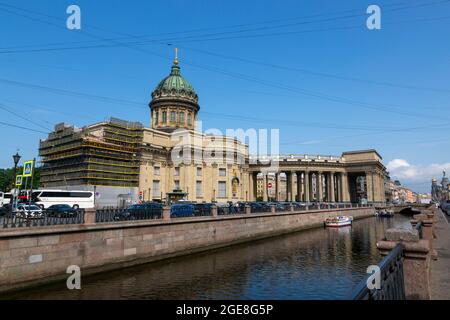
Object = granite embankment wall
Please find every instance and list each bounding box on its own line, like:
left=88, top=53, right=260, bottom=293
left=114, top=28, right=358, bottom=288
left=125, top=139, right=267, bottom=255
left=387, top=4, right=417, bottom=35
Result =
left=0, top=207, right=374, bottom=293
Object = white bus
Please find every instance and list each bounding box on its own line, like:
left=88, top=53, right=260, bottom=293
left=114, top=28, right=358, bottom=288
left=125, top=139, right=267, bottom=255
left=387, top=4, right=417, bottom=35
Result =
left=0, top=192, right=12, bottom=207
left=31, top=190, right=95, bottom=209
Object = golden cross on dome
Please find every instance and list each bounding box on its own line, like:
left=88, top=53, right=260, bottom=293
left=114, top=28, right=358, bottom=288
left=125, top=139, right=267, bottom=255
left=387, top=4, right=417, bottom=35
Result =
left=174, top=48, right=179, bottom=65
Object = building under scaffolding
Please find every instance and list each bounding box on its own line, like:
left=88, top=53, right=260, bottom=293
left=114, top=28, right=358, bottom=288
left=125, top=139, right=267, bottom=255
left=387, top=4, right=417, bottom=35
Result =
left=39, top=118, right=143, bottom=208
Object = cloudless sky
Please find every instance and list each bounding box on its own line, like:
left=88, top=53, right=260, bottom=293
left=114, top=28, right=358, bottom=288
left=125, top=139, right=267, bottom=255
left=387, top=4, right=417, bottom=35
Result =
left=1, top=0, right=449, bottom=192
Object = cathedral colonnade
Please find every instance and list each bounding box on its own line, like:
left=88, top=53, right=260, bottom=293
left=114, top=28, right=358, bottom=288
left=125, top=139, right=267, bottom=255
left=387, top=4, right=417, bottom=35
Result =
left=249, top=168, right=385, bottom=204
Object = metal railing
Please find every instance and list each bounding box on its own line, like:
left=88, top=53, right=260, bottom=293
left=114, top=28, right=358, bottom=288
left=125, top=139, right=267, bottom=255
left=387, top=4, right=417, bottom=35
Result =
left=1, top=202, right=372, bottom=229
left=1, top=210, right=85, bottom=229
left=96, top=208, right=162, bottom=223
left=349, top=243, right=406, bottom=300
left=217, top=206, right=243, bottom=215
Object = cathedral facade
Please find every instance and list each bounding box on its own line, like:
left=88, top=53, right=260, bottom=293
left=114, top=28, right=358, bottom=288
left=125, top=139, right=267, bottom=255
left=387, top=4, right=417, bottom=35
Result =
left=39, top=53, right=387, bottom=207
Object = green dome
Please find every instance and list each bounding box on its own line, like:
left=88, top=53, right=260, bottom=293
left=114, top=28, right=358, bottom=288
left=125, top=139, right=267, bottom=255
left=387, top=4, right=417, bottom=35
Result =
left=151, top=62, right=198, bottom=103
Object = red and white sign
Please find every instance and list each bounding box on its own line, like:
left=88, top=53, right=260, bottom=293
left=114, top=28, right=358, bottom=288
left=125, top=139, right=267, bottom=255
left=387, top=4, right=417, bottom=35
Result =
left=267, top=182, right=273, bottom=189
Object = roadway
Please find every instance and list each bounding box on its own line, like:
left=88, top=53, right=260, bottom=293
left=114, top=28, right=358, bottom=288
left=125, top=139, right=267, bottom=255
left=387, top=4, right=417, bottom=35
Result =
left=430, top=209, right=450, bottom=299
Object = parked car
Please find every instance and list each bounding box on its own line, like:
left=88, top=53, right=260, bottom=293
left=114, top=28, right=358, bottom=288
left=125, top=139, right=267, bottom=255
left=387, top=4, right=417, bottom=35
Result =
left=114, top=202, right=163, bottom=221
left=0, top=205, right=9, bottom=217
left=170, top=203, right=195, bottom=218
left=441, top=200, right=450, bottom=215
left=15, top=204, right=44, bottom=219
left=194, top=203, right=215, bottom=216
left=46, top=204, right=78, bottom=218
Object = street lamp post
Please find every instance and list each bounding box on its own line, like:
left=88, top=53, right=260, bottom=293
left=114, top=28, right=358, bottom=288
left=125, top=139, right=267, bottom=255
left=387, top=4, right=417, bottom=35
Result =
left=12, top=152, right=21, bottom=211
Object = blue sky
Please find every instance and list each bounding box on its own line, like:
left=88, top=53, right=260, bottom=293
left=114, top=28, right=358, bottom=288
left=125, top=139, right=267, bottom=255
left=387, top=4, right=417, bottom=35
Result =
left=1, top=0, right=449, bottom=192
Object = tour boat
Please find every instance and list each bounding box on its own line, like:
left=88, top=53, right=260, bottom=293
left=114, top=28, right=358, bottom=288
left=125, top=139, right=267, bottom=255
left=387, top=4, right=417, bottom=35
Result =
left=324, top=216, right=353, bottom=227
left=375, top=209, right=394, bottom=217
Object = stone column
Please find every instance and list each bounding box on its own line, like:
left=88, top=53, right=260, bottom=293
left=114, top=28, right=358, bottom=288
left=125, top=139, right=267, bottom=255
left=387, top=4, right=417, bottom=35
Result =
left=84, top=208, right=96, bottom=225
left=330, top=172, right=336, bottom=202
left=262, top=173, right=268, bottom=202
left=377, top=228, right=431, bottom=300
left=317, top=172, right=323, bottom=202
left=341, top=172, right=350, bottom=202
left=162, top=205, right=171, bottom=221
left=304, top=171, right=310, bottom=203
left=297, top=171, right=303, bottom=202
left=285, top=172, right=291, bottom=201
left=275, top=173, right=280, bottom=201
left=290, top=171, right=296, bottom=202
left=411, top=214, right=435, bottom=251
left=335, top=173, right=341, bottom=202
left=249, top=172, right=255, bottom=201
left=211, top=205, right=218, bottom=217
left=366, top=171, right=374, bottom=203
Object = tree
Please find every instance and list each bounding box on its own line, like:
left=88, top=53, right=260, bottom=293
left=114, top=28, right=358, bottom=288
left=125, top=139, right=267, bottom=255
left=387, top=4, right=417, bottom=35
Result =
left=0, top=166, right=41, bottom=192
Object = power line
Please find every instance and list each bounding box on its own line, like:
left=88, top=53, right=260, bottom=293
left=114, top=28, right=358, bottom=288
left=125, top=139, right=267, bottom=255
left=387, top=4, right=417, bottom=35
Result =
left=0, top=121, right=47, bottom=134
left=0, top=0, right=426, bottom=49
left=0, top=102, right=51, bottom=131
left=0, top=1, right=448, bottom=125
left=1, top=0, right=449, bottom=52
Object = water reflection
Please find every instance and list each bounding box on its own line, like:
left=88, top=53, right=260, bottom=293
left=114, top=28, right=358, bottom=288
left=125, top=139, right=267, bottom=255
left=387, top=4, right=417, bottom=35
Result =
left=7, top=215, right=411, bottom=300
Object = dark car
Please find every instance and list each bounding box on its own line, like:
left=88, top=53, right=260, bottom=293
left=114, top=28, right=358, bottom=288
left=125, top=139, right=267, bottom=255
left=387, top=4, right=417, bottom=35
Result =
left=115, top=202, right=163, bottom=221
left=194, top=203, right=215, bottom=216
left=170, top=203, right=195, bottom=218
left=46, top=204, right=78, bottom=218
left=0, top=205, right=9, bottom=217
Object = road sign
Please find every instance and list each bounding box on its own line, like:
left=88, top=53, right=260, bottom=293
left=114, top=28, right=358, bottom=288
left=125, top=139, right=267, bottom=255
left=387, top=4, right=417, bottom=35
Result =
left=23, top=160, right=34, bottom=177
left=267, top=182, right=273, bottom=189
left=15, top=175, right=23, bottom=186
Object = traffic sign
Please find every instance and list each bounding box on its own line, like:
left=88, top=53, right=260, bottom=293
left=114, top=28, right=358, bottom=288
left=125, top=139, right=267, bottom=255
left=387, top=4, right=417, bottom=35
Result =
left=267, top=182, right=273, bottom=189
left=15, top=175, right=23, bottom=186
left=23, top=160, right=34, bottom=177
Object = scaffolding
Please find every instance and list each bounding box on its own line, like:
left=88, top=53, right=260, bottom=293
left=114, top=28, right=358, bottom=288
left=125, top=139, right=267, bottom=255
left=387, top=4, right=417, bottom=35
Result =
left=39, top=118, right=143, bottom=188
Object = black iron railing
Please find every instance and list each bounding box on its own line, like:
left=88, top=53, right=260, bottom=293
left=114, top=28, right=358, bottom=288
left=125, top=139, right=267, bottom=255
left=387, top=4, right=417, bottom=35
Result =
left=217, top=206, right=244, bottom=215
left=96, top=208, right=162, bottom=223
left=1, top=210, right=85, bottom=229
left=349, top=243, right=405, bottom=300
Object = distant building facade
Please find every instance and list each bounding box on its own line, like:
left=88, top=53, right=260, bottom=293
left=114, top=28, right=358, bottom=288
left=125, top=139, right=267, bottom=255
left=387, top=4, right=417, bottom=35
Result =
left=431, top=171, right=450, bottom=202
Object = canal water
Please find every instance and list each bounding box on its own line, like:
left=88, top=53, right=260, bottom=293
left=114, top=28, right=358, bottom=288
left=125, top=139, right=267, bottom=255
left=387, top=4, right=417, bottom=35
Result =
left=7, top=215, right=411, bottom=300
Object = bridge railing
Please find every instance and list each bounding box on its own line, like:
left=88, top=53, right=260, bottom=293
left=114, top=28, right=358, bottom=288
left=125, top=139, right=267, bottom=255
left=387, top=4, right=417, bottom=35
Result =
left=349, top=243, right=406, bottom=300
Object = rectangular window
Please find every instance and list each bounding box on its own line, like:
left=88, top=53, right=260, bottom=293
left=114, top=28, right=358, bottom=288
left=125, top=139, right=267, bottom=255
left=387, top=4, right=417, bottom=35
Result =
left=155, top=111, right=159, bottom=124
left=170, top=111, right=176, bottom=122
left=174, top=167, right=180, bottom=176
left=219, top=168, right=226, bottom=177
left=197, top=167, right=202, bottom=176
left=218, top=181, right=227, bottom=198
left=179, top=112, right=185, bottom=124
left=154, top=166, right=160, bottom=176
left=187, top=113, right=192, bottom=125
left=196, top=181, right=203, bottom=197
left=152, top=180, right=160, bottom=197
left=162, top=111, right=167, bottom=123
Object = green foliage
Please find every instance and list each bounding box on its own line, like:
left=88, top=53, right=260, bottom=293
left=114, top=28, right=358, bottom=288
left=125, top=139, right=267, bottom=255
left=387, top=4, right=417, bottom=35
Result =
left=0, top=166, right=41, bottom=192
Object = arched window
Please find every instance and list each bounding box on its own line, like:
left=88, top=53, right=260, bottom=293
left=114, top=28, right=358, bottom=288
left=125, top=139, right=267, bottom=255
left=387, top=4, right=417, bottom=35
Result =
left=155, top=110, right=159, bottom=124
left=170, top=111, right=176, bottom=122
left=187, top=113, right=192, bottom=126
left=162, top=111, right=167, bottom=123
left=179, top=112, right=185, bottom=124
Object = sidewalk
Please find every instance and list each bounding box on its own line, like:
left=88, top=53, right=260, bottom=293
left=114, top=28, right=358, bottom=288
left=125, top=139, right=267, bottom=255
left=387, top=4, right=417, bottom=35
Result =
left=430, top=209, right=450, bottom=299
